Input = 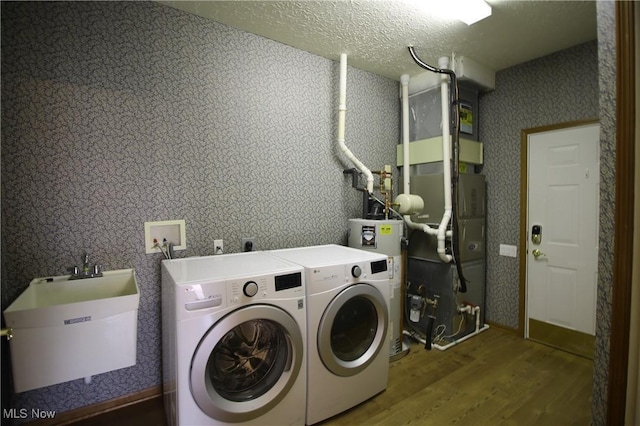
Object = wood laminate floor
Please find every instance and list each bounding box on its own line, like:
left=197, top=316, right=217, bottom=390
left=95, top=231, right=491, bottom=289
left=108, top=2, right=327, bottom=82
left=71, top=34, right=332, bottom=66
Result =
left=70, top=327, right=593, bottom=426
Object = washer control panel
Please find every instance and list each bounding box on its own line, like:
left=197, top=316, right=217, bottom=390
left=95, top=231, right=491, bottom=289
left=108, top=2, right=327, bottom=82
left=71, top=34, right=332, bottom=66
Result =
left=179, top=270, right=303, bottom=313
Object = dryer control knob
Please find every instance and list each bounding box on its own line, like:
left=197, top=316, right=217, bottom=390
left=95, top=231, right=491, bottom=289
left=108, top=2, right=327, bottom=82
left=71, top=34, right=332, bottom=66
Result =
left=243, top=281, right=259, bottom=297
left=351, top=265, right=362, bottom=278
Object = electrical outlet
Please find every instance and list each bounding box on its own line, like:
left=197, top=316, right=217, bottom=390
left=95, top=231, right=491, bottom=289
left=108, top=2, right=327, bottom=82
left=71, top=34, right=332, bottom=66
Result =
left=145, top=220, right=186, bottom=254
left=214, top=239, right=224, bottom=255
left=242, top=238, right=256, bottom=252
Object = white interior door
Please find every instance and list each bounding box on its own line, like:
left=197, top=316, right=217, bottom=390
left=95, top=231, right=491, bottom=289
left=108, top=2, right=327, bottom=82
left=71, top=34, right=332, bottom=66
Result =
left=526, top=122, right=599, bottom=355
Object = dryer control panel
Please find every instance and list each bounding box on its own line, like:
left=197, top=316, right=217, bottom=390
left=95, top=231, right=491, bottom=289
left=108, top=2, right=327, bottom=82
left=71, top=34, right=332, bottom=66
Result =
left=307, top=259, right=388, bottom=289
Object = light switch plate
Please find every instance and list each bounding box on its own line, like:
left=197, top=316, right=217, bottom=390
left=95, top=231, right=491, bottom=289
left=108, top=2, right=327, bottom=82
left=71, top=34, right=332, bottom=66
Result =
left=499, top=244, right=517, bottom=258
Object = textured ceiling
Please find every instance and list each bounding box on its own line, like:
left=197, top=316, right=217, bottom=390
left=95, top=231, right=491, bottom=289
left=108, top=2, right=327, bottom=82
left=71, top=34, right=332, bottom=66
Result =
left=158, top=0, right=597, bottom=81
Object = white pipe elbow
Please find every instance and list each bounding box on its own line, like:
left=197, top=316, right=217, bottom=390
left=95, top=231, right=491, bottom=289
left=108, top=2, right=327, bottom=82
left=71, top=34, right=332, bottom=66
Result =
left=365, top=175, right=374, bottom=194
left=404, top=215, right=438, bottom=235
left=436, top=238, right=452, bottom=263
left=473, top=306, right=481, bottom=331
left=459, top=305, right=472, bottom=314
left=403, top=215, right=419, bottom=230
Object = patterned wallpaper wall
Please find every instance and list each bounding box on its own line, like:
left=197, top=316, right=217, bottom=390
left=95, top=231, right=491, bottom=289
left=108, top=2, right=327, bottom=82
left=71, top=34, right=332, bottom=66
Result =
left=0, top=1, right=617, bottom=424
left=0, top=1, right=399, bottom=418
left=479, top=40, right=599, bottom=328
left=592, top=1, right=616, bottom=424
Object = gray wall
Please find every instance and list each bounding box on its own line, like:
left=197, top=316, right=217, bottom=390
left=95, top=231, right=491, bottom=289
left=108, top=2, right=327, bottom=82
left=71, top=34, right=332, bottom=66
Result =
left=479, top=40, right=599, bottom=328
left=0, top=1, right=398, bottom=417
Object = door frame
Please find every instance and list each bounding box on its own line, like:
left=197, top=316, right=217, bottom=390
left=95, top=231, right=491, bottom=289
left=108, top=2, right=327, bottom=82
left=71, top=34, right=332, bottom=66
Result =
left=518, top=118, right=599, bottom=339
left=608, top=2, right=636, bottom=423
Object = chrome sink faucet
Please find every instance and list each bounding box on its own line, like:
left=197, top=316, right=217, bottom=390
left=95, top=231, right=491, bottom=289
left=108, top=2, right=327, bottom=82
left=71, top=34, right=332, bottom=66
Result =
left=68, top=253, right=103, bottom=280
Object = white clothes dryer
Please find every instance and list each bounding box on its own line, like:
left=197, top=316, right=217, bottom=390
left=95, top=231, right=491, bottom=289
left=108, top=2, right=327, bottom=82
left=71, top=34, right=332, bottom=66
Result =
left=161, top=252, right=306, bottom=426
left=268, top=244, right=390, bottom=425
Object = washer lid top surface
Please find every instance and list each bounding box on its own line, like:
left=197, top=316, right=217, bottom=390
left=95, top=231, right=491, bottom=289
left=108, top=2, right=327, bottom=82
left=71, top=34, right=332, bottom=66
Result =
left=162, top=251, right=303, bottom=284
left=270, top=244, right=386, bottom=268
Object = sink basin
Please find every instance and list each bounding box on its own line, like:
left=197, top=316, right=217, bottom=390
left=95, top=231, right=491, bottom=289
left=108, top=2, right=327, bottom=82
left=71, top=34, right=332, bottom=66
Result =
left=4, top=269, right=139, bottom=329
left=3, top=269, right=140, bottom=392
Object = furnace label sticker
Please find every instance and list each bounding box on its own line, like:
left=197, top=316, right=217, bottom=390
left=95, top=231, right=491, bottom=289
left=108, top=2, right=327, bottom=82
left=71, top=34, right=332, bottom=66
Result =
left=460, top=102, right=473, bottom=134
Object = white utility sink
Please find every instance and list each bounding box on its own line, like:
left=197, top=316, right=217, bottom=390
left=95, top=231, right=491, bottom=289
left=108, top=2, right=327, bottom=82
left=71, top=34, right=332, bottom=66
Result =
left=4, top=269, right=139, bottom=328
left=3, top=269, right=140, bottom=392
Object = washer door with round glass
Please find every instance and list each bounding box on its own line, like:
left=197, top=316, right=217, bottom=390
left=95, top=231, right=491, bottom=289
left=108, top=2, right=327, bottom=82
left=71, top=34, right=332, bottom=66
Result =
left=190, top=304, right=303, bottom=423
left=318, top=283, right=388, bottom=377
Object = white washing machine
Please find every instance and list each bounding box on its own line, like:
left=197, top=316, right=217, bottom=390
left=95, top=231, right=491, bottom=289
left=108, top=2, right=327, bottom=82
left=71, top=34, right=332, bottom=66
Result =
left=161, top=252, right=307, bottom=426
left=268, top=244, right=390, bottom=425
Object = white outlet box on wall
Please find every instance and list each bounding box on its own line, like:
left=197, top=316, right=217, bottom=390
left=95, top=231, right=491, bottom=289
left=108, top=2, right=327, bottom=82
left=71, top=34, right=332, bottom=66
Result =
left=144, top=220, right=186, bottom=254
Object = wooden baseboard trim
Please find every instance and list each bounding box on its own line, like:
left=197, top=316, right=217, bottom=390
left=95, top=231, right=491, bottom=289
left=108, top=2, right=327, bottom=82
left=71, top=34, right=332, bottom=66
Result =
left=27, top=385, right=162, bottom=426
left=528, top=318, right=595, bottom=360
left=485, top=320, right=519, bottom=335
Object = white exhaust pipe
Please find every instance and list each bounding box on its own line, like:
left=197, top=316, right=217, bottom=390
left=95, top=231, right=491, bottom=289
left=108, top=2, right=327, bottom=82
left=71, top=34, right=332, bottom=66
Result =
left=436, top=56, right=453, bottom=263
left=398, top=64, right=453, bottom=263
left=337, top=53, right=374, bottom=194
left=401, top=74, right=411, bottom=196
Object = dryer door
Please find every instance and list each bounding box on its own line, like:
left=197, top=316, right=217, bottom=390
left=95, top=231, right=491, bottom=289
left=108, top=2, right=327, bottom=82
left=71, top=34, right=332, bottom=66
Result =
left=318, top=283, right=388, bottom=377
left=190, top=304, right=303, bottom=423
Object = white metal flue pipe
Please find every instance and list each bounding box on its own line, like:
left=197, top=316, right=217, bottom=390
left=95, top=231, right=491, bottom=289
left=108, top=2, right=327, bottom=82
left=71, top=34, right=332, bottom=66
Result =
left=399, top=68, right=452, bottom=263
left=338, top=53, right=374, bottom=194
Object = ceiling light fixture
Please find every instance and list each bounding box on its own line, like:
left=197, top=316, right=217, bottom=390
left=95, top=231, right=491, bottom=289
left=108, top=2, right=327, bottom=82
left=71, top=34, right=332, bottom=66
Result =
left=410, top=0, right=492, bottom=26
left=455, top=0, right=492, bottom=25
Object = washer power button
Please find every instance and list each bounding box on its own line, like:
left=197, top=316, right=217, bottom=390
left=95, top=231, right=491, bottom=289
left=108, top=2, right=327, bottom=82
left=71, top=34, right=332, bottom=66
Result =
left=351, top=265, right=362, bottom=278
left=243, top=281, right=259, bottom=297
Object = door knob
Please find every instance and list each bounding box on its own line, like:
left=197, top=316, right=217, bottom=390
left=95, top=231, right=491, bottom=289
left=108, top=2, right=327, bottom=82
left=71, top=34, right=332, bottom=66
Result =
left=532, top=249, right=546, bottom=259
left=1, top=327, right=13, bottom=340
